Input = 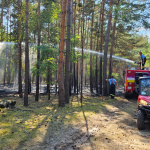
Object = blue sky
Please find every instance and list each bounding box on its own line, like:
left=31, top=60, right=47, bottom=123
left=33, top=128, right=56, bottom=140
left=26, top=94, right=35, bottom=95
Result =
left=132, top=0, right=150, bottom=41
left=134, top=24, right=150, bottom=42
left=137, top=28, right=150, bottom=42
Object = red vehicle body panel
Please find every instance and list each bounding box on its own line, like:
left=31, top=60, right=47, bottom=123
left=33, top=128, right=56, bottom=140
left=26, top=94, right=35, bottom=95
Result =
left=125, top=69, right=150, bottom=94
left=138, top=95, right=150, bottom=103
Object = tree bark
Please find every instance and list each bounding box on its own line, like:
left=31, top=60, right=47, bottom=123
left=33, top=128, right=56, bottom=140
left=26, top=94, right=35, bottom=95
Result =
left=90, top=2, right=94, bottom=94
left=47, top=68, right=51, bottom=100
left=65, top=0, right=71, bottom=104
left=58, top=0, right=67, bottom=107
left=6, top=8, right=11, bottom=86
left=10, top=14, right=11, bottom=41
left=3, top=49, right=7, bottom=86
left=47, top=23, right=50, bottom=100
left=1, top=0, right=5, bottom=41
left=73, top=0, right=77, bottom=94
left=86, top=19, right=89, bottom=49
left=69, top=0, right=74, bottom=96
left=103, top=0, right=113, bottom=96
left=24, top=0, right=30, bottom=106
left=95, top=35, right=99, bottom=94
left=7, top=52, right=11, bottom=85
left=35, top=0, right=41, bottom=101
left=2, top=0, right=6, bottom=85
left=80, top=0, right=85, bottom=103
left=99, top=0, right=105, bottom=95
left=109, top=0, right=120, bottom=79
left=18, top=0, right=23, bottom=98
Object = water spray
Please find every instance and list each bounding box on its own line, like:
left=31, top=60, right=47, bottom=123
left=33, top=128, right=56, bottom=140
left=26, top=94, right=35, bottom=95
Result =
left=75, top=47, right=135, bottom=63
left=0, top=42, right=135, bottom=64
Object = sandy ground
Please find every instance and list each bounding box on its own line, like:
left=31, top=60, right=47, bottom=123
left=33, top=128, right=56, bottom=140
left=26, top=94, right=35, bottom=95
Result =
left=25, top=95, right=150, bottom=150
left=1, top=86, right=150, bottom=150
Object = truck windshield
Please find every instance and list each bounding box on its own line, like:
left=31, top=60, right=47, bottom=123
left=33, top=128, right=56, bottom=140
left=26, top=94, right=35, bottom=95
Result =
left=141, top=78, right=150, bottom=96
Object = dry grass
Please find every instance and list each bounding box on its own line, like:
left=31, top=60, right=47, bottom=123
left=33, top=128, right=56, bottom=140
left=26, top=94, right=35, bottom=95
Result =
left=0, top=94, right=107, bottom=150
left=1, top=94, right=146, bottom=150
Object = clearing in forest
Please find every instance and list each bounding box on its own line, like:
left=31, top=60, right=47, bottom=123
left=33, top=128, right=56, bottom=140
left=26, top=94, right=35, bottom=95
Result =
left=0, top=94, right=150, bottom=150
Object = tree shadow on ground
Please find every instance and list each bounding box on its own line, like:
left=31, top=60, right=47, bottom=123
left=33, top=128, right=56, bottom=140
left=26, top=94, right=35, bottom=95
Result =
left=33, top=95, right=131, bottom=150
left=104, top=95, right=150, bottom=142
left=36, top=99, right=95, bottom=150
left=1, top=93, right=150, bottom=150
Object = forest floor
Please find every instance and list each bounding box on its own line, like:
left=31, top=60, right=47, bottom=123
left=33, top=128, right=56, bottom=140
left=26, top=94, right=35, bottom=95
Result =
left=0, top=87, right=150, bottom=150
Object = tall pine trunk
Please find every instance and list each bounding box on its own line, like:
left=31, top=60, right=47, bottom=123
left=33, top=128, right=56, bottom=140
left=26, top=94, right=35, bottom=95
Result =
left=47, top=23, right=51, bottom=100
left=65, top=0, right=71, bottom=104
left=109, top=0, right=120, bottom=78
left=1, top=0, right=5, bottom=41
left=103, top=0, right=113, bottom=96
left=35, top=0, right=41, bottom=101
left=76, top=0, right=82, bottom=94
left=73, top=0, right=77, bottom=94
left=76, top=59, right=79, bottom=94
left=7, top=8, right=11, bottom=86
left=18, top=0, right=23, bottom=98
left=80, top=0, right=85, bottom=103
left=24, top=0, right=29, bottom=106
left=90, top=3, right=94, bottom=93
left=10, top=14, right=11, bottom=41
left=99, top=0, right=105, bottom=95
left=58, top=0, right=67, bottom=107
left=3, top=49, right=7, bottom=86
left=95, top=35, right=99, bottom=94
left=69, top=0, right=74, bottom=96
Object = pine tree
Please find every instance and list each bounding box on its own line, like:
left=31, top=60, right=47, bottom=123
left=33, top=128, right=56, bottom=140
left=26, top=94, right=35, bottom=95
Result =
left=103, top=0, right=113, bottom=96
left=24, top=0, right=29, bottom=106
left=58, top=0, right=67, bottom=107
left=35, top=0, right=41, bottom=102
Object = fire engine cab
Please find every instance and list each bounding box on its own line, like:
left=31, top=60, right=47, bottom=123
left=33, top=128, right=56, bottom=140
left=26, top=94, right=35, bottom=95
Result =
left=124, top=62, right=150, bottom=98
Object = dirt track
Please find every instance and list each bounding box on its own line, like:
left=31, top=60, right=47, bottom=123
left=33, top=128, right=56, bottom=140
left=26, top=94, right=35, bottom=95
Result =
left=27, top=94, right=150, bottom=150
left=1, top=86, right=150, bottom=150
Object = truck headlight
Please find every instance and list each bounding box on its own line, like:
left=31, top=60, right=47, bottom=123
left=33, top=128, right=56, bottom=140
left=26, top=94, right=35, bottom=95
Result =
left=139, top=100, right=148, bottom=106
left=127, top=86, right=132, bottom=89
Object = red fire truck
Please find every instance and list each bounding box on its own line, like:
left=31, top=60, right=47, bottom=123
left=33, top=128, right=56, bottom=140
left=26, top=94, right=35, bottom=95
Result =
left=124, top=62, right=150, bottom=98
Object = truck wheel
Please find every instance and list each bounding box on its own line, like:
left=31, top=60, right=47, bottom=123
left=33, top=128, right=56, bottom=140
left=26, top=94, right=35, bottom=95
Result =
left=137, top=110, right=145, bottom=130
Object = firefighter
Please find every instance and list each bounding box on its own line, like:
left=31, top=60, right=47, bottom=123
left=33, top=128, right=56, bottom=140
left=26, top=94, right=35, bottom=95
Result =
left=106, top=76, right=117, bottom=99
left=139, top=52, right=146, bottom=70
